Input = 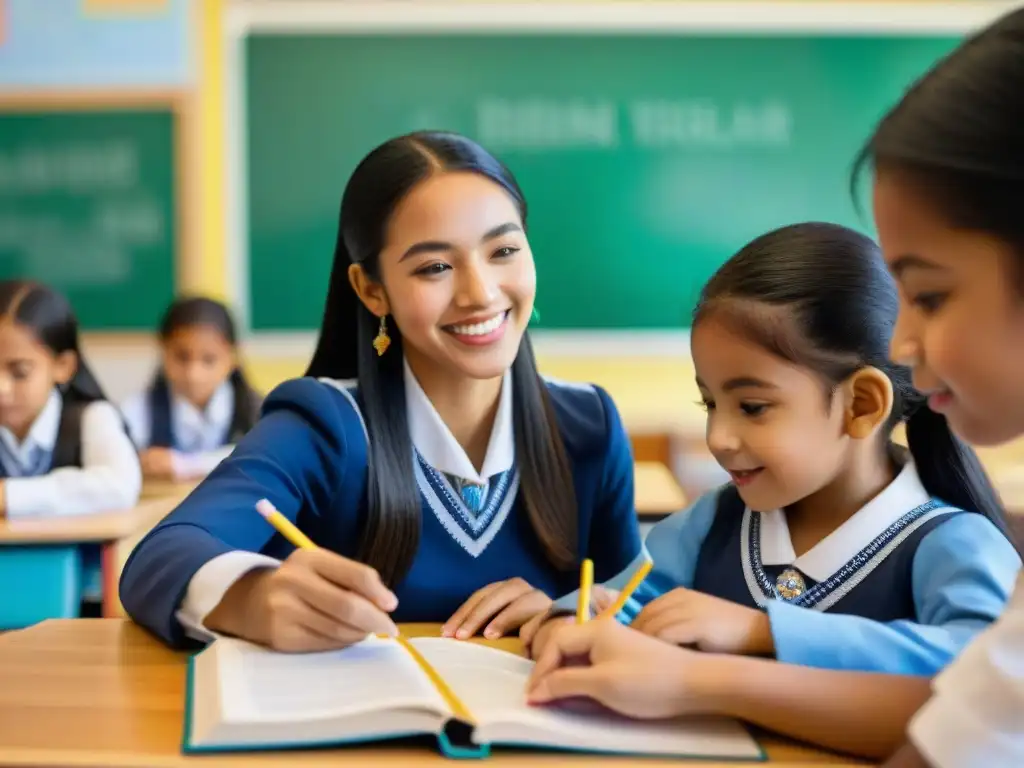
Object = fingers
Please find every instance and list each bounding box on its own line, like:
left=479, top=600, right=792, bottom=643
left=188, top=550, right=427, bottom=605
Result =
left=265, top=590, right=369, bottom=652
left=631, top=588, right=689, bottom=634
left=291, top=568, right=399, bottom=637
left=591, top=585, right=618, bottom=615
left=527, top=623, right=600, bottom=688
left=635, top=608, right=695, bottom=644
left=483, top=591, right=551, bottom=639
left=519, top=608, right=550, bottom=646
left=297, top=549, right=398, bottom=612
left=446, top=579, right=534, bottom=639
left=525, top=615, right=573, bottom=660
left=527, top=667, right=615, bottom=708
left=442, top=581, right=505, bottom=638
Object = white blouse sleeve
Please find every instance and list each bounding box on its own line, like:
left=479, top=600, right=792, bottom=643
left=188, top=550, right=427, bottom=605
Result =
left=909, top=571, right=1024, bottom=768
left=5, top=401, right=143, bottom=517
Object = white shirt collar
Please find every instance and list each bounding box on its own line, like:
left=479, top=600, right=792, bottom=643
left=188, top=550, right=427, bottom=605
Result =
left=172, top=380, right=234, bottom=451
left=759, top=461, right=931, bottom=582
left=0, top=388, right=61, bottom=464
left=403, top=358, right=514, bottom=485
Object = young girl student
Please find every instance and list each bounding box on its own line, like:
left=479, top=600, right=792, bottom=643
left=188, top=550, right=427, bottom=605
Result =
left=0, top=280, right=141, bottom=518
left=120, top=297, right=262, bottom=481
left=119, top=131, right=642, bottom=651
left=527, top=9, right=1024, bottom=764
left=531, top=222, right=1019, bottom=679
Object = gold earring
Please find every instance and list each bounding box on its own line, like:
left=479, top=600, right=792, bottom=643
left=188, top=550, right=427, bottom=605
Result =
left=372, top=315, right=391, bottom=356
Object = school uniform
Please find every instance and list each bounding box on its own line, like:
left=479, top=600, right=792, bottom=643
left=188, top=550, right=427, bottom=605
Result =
left=553, top=463, right=1020, bottom=676
left=1, top=388, right=142, bottom=517
left=908, top=573, right=1024, bottom=767
left=119, top=361, right=642, bottom=648
left=120, top=380, right=237, bottom=479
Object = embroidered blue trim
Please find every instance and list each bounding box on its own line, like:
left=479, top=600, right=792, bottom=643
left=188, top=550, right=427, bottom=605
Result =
left=747, top=499, right=943, bottom=607
left=415, top=451, right=513, bottom=541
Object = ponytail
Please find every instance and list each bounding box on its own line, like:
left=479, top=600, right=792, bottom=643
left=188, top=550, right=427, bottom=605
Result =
left=227, top=367, right=261, bottom=442
left=903, top=398, right=1017, bottom=547
left=64, top=359, right=107, bottom=405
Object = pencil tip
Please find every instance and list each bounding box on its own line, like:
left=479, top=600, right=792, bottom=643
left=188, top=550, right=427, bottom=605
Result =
left=255, top=498, right=274, bottom=519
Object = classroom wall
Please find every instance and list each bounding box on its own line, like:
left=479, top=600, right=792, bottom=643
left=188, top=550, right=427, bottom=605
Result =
left=0, top=0, right=192, bottom=88
left=0, top=0, right=196, bottom=401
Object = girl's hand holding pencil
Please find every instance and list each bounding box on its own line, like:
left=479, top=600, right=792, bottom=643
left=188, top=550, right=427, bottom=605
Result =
left=203, top=499, right=400, bottom=652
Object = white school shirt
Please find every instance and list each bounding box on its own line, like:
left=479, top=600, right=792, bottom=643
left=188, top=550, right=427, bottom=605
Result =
left=174, top=360, right=516, bottom=639
left=0, top=389, right=142, bottom=517
left=120, top=381, right=235, bottom=479
left=909, top=572, right=1024, bottom=767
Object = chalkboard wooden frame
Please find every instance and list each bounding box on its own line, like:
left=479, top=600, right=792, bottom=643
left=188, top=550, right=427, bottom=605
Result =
left=0, top=89, right=193, bottom=338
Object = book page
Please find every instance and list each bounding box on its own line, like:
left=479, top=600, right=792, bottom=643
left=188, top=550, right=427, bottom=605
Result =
left=216, top=636, right=449, bottom=724
left=410, top=637, right=761, bottom=760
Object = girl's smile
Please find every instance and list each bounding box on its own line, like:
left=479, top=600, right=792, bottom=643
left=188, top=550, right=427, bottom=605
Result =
left=443, top=309, right=510, bottom=347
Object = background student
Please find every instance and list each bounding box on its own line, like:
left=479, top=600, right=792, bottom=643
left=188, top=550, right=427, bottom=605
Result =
left=120, top=296, right=262, bottom=481
left=119, top=131, right=642, bottom=651
left=0, top=280, right=141, bottom=518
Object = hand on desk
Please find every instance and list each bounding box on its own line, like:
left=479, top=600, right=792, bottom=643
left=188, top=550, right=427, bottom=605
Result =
left=526, top=619, right=720, bottom=719
left=521, top=585, right=618, bottom=659
left=633, top=587, right=774, bottom=656
left=139, top=447, right=176, bottom=480
left=443, top=577, right=552, bottom=640
left=204, top=548, right=399, bottom=652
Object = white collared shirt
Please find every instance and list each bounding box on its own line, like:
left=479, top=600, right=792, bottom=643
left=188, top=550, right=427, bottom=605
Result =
left=1, top=389, right=142, bottom=517
left=120, top=380, right=236, bottom=479
left=175, top=364, right=515, bottom=640
left=758, top=461, right=930, bottom=581
left=909, top=578, right=1024, bottom=767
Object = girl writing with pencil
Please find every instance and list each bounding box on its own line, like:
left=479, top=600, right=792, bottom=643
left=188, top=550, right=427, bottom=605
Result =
left=529, top=222, right=1019, bottom=679
left=526, top=9, right=1024, bottom=764
left=119, top=131, right=641, bottom=651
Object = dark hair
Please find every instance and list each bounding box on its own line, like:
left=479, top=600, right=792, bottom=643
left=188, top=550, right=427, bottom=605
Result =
left=155, top=296, right=260, bottom=439
left=305, top=131, right=577, bottom=586
left=0, top=280, right=106, bottom=405
left=694, top=222, right=1013, bottom=542
left=854, top=8, right=1024, bottom=273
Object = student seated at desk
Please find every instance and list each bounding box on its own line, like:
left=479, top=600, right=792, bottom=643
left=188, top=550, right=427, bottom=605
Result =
left=0, top=281, right=141, bottom=519
left=119, top=131, right=641, bottom=651
left=120, top=297, right=262, bottom=482
left=530, top=223, right=1020, bottom=679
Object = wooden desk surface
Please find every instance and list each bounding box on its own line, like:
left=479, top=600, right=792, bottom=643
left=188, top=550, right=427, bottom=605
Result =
left=141, top=479, right=200, bottom=501
left=0, top=495, right=182, bottom=544
left=634, top=461, right=687, bottom=517
left=0, top=619, right=868, bottom=768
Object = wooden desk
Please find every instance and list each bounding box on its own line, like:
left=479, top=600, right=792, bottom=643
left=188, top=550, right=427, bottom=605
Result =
left=634, top=460, right=687, bottom=519
left=0, top=619, right=868, bottom=767
left=141, top=478, right=200, bottom=500
left=0, top=495, right=184, bottom=619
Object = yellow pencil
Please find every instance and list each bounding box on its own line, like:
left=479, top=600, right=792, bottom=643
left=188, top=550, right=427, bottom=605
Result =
left=576, top=558, right=594, bottom=624
left=596, top=559, right=653, bottom=620
left=255, top=498, right=317, bottom=551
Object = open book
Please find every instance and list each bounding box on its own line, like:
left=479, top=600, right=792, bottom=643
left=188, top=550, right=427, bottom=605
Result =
left=183, top=634, right=764, bottom=761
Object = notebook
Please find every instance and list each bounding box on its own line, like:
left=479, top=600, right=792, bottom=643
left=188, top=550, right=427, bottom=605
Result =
left=183, top=634, right=765, bottom=761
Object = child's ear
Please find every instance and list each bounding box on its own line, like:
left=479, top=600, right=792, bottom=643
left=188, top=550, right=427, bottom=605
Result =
left=841, top=367, right=894, bottom=440
left=347, top=264, right=390, bottom=319
left=53, top=350, right=78, bottom=388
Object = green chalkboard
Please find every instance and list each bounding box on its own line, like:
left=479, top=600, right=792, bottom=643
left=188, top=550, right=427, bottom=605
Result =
left=245, top=33, right=959, bottom=331
left=0, top=107, right=177, bottom=330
